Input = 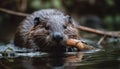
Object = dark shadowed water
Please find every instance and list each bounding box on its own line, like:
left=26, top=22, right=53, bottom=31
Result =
left=0, top=42, right=120, bottom=69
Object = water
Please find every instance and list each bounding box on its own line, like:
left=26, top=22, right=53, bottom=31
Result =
left=0, top=43, right=120, bottom=69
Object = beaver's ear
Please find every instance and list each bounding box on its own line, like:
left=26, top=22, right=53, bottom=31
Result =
left=34, top=17, right=40, bottom=26
left=68, top=16, right=73, bottom=24
left=66, top=15, right=77, bottom=27
left=65, top=15, right=73, bottom=24
left=65, top=15, right=75, bottom=27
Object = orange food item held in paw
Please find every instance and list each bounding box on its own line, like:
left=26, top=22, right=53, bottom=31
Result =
left=66, top=39, right=95, bottom=50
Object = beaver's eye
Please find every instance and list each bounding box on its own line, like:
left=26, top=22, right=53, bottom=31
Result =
left=34, top=17, right=40, bottom=26
left=45, top=25, right=49, bottom=30
left=63, top=25, right=67, bottom=29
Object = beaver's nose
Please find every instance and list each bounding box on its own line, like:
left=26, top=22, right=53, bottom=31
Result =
left=52, top=32, right=63, bottom=42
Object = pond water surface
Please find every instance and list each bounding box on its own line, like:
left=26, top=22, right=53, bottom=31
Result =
left=0, top=43, right=120, bottom=69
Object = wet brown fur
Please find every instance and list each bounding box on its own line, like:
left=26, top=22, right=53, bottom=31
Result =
left=14, top=9, right=79, bottom=52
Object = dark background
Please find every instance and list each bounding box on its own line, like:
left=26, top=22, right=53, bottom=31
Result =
left=0, top=0, right=120, bottom=43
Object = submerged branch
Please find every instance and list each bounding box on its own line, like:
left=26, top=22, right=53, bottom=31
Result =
left=97, top=35, right=106, bottom=46
left=77, top=26, right=120, bottom=38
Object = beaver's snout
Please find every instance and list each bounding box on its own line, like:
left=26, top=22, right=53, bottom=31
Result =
left=52, top=32, right=63, bottom=42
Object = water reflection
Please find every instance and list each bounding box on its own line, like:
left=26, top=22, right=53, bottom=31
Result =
left=0, top=43, right=120, bottom=69
left=20, top=52, right=84, bottom=69
left=1, top=51, right=120, bottom=69
left=0, top=52, right=84, bottom=69
left=0, top=44, right=84, bottom=69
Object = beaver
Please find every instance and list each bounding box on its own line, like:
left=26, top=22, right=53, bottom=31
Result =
left=14, top=9, right=79, bottom=52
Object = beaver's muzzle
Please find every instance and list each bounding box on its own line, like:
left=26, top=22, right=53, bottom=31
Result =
left=52, top=32, right=63, bottom=42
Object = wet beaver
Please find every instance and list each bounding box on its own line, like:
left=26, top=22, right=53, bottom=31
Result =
left=14, top=9, right=79, bottom=52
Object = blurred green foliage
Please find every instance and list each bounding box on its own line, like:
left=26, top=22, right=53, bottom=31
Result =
left=29, top=0, right=62, bottom=10
left=106, top=0, right=114, bottom=6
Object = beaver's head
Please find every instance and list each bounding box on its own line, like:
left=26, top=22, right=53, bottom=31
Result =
left=28, top=15, right=78, bottom=50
